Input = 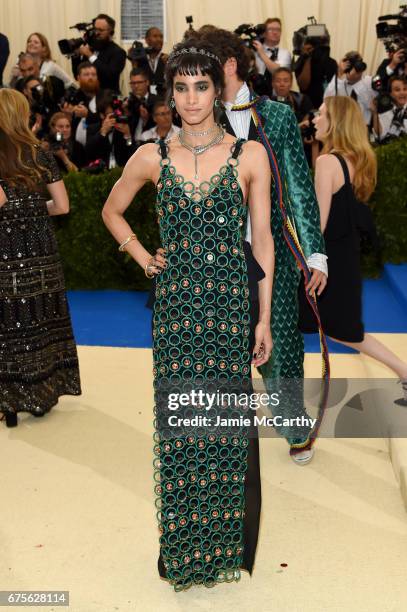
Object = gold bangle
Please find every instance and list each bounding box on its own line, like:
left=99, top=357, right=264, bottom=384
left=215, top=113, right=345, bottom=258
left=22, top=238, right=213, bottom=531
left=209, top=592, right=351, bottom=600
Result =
left=118, top=234, right=137, bottom=252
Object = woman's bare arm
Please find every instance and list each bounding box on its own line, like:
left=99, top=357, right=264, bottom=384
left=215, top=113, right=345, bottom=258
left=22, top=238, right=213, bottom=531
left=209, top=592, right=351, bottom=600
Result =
left=102, top=144, right=161, bottom=272
left=46, top=181, right=70, bottom=215
left=314, top=154, right=336, bottom=232
left=245, top=141, right=275, bottom=366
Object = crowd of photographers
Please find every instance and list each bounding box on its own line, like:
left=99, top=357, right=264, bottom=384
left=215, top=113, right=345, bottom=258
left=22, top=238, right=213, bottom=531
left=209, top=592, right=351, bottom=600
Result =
left=0, top=10, right=406, bottom=173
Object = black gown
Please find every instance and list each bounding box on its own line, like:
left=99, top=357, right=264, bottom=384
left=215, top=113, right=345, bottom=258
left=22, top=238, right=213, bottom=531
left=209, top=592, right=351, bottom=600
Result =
left=0, top=147, right=81, bottom=416
left=299, top=153, right=364, bottom=342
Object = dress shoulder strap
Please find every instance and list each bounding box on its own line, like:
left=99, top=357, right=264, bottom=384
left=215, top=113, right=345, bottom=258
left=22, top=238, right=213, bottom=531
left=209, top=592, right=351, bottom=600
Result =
left=230, top=138, right=245, bottom=160
left=331, top=152, right=351, bottom=185
left=157, top=138, right=169, bottom=160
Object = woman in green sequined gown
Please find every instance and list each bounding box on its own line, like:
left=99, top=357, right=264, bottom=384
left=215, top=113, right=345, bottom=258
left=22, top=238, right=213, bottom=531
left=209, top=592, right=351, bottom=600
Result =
left=102, top=40, right=274, bottom=590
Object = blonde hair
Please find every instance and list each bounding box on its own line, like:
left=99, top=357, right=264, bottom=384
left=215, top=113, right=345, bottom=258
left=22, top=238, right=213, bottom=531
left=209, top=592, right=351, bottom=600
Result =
left=321, top=96, right=377, bottom=202
left=26, top=32, right=52, bottom=61
left=0, top=89, right=48, bottom=190
left=49, top=111, right=71, bottom=131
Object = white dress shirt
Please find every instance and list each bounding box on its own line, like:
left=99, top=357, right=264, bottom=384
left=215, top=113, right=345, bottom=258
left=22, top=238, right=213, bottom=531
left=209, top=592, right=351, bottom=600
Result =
left=224, top=82, right=327, bottom=275
left=324, top=74, right=378, bottom=125
left=75, top=96, right=96, bottom=146
left=255, top=44, right=292, bottom=75
left=140, top=124, right=180, bottom=142
left=40, top=60, right=74, bottom=89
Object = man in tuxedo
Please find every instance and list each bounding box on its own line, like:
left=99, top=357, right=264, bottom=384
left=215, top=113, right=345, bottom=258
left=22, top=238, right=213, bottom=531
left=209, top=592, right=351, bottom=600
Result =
left=72, top=14, right=126, bottom=93
left=252, top=17, right=291, bottom=88
left=129, top=27, right=167, bottom=95
left=61, top=61, right=100, bottom=146
left=200, top=27, right=328, bottom=460
left=126, top=68, right=157, bottom=140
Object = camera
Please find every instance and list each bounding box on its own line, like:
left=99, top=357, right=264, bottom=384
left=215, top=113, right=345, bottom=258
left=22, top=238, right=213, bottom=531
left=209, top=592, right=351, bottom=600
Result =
left=372, top=75, right=396, bottom=113
left=376, top=5, right=407, bottom=59
left=234, top=23, right=266, bottom=50
left=292, top=17, right=330, bottom=55
left=127, top=40, right=154, bottom=64
left=30, top=83, right=47, bottom=115
left=185, top=15, right=194, bottom=30
left=48, top=131, right=66, bottom=151
left=61, top=85, right=82, bottom=106
left=58, top=22, right=100, bottom=57
left=111, top=97, right=129, bottom=124
left=343, top=52, right=367, bottom=73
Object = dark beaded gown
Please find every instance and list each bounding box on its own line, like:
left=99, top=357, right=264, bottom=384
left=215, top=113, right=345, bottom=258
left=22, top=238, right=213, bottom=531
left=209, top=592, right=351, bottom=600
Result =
left=0, top=147, right=81, bottom=416
left=152, top=139, right=261, bottom=591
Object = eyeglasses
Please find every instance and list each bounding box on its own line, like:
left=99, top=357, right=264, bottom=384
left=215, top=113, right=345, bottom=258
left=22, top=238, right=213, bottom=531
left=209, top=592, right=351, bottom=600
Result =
left=154, top=110, right=171, bottom=117
left=130, top=80, right=147, bottom=85
left=94, top=27, right=110, bottom=33
left=266, top=27, right=281, bottom=32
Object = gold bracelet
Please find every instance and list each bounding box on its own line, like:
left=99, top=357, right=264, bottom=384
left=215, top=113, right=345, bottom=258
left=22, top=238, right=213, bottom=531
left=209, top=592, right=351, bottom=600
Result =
left=118, top=234, right=137, bottom=252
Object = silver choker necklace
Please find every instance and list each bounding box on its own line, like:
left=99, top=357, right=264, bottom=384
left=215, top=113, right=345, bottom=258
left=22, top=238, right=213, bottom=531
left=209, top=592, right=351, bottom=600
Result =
left=182, top=124, right=219, bottom=137
left=178, top=127, right=225, bottom=180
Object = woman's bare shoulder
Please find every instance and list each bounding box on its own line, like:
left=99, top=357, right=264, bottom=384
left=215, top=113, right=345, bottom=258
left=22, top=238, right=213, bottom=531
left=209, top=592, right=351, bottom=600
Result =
left=241, top=139, right=269, bottom=164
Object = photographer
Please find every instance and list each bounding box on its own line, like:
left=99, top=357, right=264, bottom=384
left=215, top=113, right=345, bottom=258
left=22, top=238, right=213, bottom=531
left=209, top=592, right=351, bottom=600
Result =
left=139, top=100, right=180, bottom=143
left=376, top=48, right=407, bottom=91
left=71, top=14, right=126, bottom=93
left=127, top=68, right=157, bottom=139
left=271, top=67, right=313, bottom=122
left=61, top=61, right=100, bottom=146
left=324, top=51, right=377, bottom=125
left=253, top=18, right=291, bottom=80
left=371, top=75, right=407, bottom=142
left=14, top=53, right=65, bottom=110
left=20, top=74, right=62, bottom=137
left=294, top=40, right=337, bottom=108
left=128, top=27, right=168, bottom=95
left=43, top=112, right=86, bottom=172
left=85, top=89, right=136, bottom=168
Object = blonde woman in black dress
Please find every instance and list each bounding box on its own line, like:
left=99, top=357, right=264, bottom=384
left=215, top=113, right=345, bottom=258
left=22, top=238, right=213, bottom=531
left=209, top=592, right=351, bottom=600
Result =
left=0, top=89, right=81, bottom=427
left=300, top=95, right=407, bottom=404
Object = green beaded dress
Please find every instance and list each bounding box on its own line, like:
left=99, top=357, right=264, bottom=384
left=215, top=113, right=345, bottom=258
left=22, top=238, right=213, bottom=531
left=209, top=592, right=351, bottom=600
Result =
left=152, top=138, right=261, bottom=590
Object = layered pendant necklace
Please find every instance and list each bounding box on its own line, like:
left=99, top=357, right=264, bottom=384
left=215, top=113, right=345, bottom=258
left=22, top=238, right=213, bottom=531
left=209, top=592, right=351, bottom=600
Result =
left=178, top=125, right=225, bottom=180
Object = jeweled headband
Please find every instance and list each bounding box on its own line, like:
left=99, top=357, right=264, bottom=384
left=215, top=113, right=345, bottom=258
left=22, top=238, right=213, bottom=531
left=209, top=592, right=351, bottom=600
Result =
left=167, top=46, right=222, bottom=65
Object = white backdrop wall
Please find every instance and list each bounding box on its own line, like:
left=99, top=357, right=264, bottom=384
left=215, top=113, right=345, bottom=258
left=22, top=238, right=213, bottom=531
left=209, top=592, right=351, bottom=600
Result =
left=0, top=0, right=402, bottom=93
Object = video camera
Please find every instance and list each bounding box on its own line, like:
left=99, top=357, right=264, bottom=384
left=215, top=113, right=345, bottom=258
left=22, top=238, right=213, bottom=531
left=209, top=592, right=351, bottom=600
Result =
left=376, top=5, right=407, bottom=61
left=234, top=23, right=266, bottom=50
left=58, top=22, right=101, bottom=57
left=292, top=17, right=330, bottom=55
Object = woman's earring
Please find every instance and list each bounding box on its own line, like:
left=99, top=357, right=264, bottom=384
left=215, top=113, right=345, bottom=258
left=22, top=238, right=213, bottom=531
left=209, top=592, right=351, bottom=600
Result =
left=214, top=98, right=221, bottom=108
left=169, top=98, right=176, bottom=109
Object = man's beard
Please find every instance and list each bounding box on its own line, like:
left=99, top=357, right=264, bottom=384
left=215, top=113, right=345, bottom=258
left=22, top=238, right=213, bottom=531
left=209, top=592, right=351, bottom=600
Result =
left=81, top=82, right=100, bottom=95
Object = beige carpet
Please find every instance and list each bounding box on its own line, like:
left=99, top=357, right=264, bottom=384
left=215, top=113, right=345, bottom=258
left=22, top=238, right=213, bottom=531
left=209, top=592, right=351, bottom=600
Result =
left=1, top=334, right=407, bottom=612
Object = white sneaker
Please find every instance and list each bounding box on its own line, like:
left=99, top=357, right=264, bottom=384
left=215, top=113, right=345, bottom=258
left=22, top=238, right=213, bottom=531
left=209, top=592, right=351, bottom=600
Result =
left=291, top=448, right=314, bottom=465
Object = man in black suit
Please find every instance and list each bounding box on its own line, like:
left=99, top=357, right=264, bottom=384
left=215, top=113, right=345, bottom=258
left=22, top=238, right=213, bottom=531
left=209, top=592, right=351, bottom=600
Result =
left=129, top=27, right=167, bottom=95
left=72, top=14, right=126, bottom=93
left=0, top=32, right=10, bottom=87
left=126, top=68, right=157, bottom=140
left=85, top=89, right=136, bottom=168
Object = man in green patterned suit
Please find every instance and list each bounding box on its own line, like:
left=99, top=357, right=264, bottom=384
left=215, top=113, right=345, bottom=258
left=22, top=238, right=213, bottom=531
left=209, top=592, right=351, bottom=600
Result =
left=199, top=28, right=328, bottom=462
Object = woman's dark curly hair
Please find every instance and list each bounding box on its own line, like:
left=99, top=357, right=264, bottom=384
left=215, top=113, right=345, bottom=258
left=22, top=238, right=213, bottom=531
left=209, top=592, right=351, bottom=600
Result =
left=164, top=38, right=225, bottom=99
left=196, top=27, right=251, bottom=82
